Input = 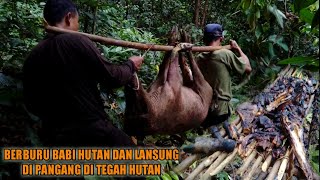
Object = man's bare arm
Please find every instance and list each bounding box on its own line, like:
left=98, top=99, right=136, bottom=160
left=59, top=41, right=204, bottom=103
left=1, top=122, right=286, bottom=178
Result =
left=230, top=40, right=252, bottom=74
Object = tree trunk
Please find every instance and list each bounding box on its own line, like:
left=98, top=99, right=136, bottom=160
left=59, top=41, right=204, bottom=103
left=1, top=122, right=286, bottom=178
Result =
left=83, top=5, right=90, bottom=33
left=193, top=0, right=201, bottom=26
left=201, top=0, right=209, bottom=26
left=91, top=6, right=98, bottom=34
left=125, top=0, right=129, bottom=20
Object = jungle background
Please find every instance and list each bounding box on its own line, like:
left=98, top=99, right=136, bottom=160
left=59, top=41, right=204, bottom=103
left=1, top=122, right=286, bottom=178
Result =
left=0, top=0, right=319, bottom=179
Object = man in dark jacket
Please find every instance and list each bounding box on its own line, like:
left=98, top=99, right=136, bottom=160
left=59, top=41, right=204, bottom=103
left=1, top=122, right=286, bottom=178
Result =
left=23, top=0, right=143, bottom=147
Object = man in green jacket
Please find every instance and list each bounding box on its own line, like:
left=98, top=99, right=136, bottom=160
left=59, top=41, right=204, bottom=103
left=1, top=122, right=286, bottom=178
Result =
left=197, top=23, right=252, bottom=139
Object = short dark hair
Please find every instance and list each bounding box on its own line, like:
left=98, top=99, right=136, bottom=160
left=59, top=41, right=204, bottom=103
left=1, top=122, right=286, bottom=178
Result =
left=44, top=0, right=78, bottom=25
left=203, top=23, right=224, bottom=45
left=203, top=36, right=221, bottom=45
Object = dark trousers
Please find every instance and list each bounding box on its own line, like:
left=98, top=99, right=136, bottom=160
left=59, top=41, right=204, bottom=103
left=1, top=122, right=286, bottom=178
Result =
left=40, top=119, right=136, bottom=147
left=37, top=120, right=145, bottom=180
left=201, top=111, right=230, bottom=129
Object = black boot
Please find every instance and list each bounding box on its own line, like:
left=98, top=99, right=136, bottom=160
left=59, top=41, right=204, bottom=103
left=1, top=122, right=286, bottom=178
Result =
left=209, top=126, right=222, bottom=140
left=223, top=121, right=239, bottom=140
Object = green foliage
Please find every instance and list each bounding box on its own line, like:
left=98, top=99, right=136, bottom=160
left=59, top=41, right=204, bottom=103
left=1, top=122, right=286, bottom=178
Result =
left=100, top=26, right=162, bottom=86
left=278, top=56, right=318, bottom=66
left=311, top=8, right=319, bottom=29
left=216, top=171, right=229, bottom=180
left=294, top=0, right=318, bottom=12
left=239, top=0, right=287, bottom=29
left=0, top=0, right=44, bottom=70
left=267, top=4, right=287, bottom=29
left=309, top=144, right=320, bottom=175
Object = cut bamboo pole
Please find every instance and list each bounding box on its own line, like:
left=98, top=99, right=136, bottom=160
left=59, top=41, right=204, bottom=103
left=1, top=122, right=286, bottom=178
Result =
left=278, top=149, right=291, bottom=180
left=243, top=154, right=264, bottom=180
left=209, top=147, right=238, bottom=176
left=236, top=150, right=257, bottom=175
left=173, top=154, right=202, bottom=173
left=286, top=68, right=295, bottom=77
left=265, top=160, right=282, bottom=180
left=185, top=151, right=221, bottom=180
left=252, top=165, right=263, bottom=180
left=44, top=24, right=231, bottom=52
left=244, top=140, right=257, bottom=158
left=257, top=171, right=268, bottom=180
left=291, top=68, right=299, bottom=77
left=282, top=116, right=315, bottom=180
left=287, top=147, right=295, bottom=180
left=261, top=154, right=273, bottom=172
left=200, top=152, right=228, bottom=180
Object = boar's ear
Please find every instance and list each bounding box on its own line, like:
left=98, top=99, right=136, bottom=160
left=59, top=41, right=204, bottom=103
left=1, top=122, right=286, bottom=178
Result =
left=180, top=29, right=191, bottom=43
left=168, top=26, right=180, bottom=45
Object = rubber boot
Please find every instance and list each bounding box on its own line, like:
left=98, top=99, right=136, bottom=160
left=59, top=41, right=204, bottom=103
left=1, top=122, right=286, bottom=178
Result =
left=209, top=126, right=223, bottom=140
left=223, top=121, right=239, bottom=140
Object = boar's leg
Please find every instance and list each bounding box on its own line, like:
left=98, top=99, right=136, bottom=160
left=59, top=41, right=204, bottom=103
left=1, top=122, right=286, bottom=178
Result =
left=167, top=43, right=195, bottom=92
left=151, top=52, right=173, bottom=87
left=178, top=29, right=193, bottom=87
left=179, top=53, right=193, bottom=87
left=167, top=49, right=183, bottom=90
left=186, top=51, right=213, bottom=100
left=151, top=27, right=180, bottom=88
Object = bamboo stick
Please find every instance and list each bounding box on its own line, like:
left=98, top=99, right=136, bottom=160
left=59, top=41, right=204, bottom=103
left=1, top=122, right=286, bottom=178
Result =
left=200, top=152, right=228, bottom=180
left=287, top=147, right=295, bottom=180
left=236, top=150, right=257, bottom=175
left=278, top=149, right=291, bottom=180
left=252, top=165, right=263, bottom=180
left=243, top=154, right=263, bottom=180
left=173, top=154, right=202, bottom=173
left=44, top=25, right=231, bottom=52
left=261, top=154, right=273, bottom=172
left=209, top=147, right=238, bottom=176
left=257, top=171, right=268, bottom=180
left=265, top=159, right=282, bottom=180
left=282, top=116, right=315, bottom=180
left=185, top=151, right=221, bottom=180
left=291, top=68, right=299, bottom=77
left=244, top=141, right=257, bottom=157
left=286, top=68, right=295, bottom=77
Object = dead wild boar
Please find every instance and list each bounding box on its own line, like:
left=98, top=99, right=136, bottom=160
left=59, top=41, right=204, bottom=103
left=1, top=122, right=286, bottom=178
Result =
left=123, top=27, right=213, bottom=136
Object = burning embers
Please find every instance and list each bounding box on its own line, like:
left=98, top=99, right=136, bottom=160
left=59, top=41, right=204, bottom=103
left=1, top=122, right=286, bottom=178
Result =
left=237, top=76, right=318, bottom=180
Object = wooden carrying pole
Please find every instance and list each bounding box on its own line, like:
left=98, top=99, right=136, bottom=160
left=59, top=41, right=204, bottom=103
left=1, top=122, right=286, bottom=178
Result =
left=44, top=25, right=231, bottom=52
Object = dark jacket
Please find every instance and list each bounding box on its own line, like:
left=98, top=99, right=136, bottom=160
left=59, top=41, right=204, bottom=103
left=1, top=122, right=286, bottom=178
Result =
left=23, top=33, right=135, bottom=147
